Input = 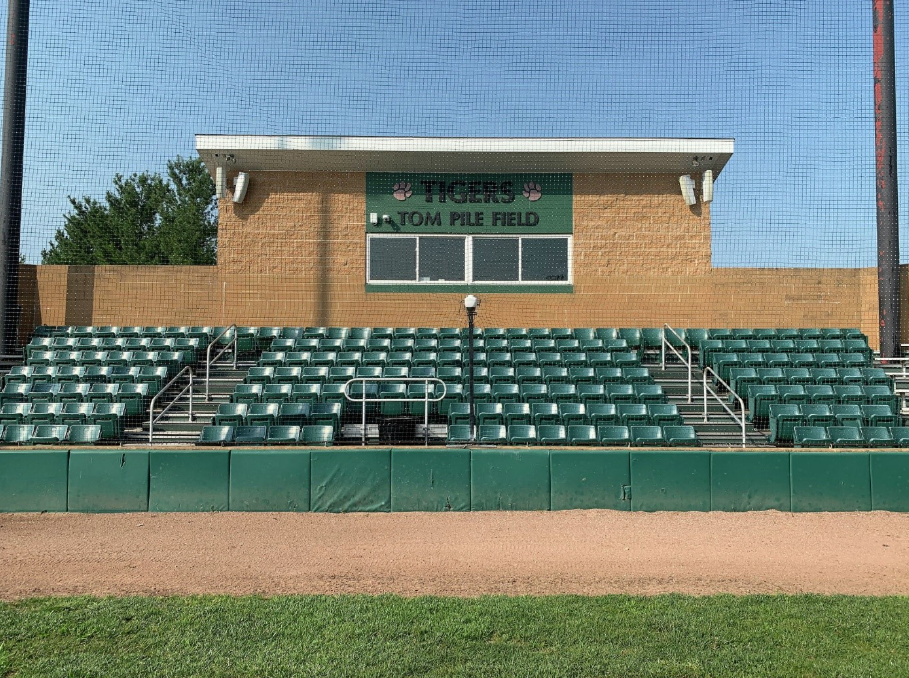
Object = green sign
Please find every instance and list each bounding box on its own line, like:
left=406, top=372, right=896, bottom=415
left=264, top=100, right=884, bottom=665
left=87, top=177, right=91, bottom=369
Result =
left=366, top=173, right=572, bottom=234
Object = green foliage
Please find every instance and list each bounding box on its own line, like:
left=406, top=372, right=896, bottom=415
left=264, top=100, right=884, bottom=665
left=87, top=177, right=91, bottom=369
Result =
left=41, top=156, right=217, bottom=265
left=1, top=594, right=908, bottom=677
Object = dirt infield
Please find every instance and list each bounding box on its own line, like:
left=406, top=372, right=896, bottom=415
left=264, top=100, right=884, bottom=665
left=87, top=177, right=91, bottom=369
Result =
left=2, top=510, right=908, bottom=599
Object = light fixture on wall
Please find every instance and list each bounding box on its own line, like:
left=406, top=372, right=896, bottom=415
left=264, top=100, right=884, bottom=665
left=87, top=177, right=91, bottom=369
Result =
left=679, top=174, right=696, bottom=206
left=369, top=213, right=378, bottom=225
left=464, top=294, right=481, bottom=442
left=215, top=166, right=227, bottom=200
left=233, top=172, right=250, bottom=203
left=702, top=170, right=714, bottom=203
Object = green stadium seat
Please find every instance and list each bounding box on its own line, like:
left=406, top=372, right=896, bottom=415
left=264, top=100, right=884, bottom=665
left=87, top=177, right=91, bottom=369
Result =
left=780, top=367, right=811, bottom=384
left=232, top=384, right=263, bottom=405
left=491, top=383, right=520, bottom=403
left=828, top=426, right=863, bottom=448
left=569, top=367, right=596, bottom=383
left=567, top=424, right=597, bottom=445
left=245, top=367, right=275, bottom=385
left=109, top=366, right=139, bottom=385
left=756, top=367, right=786, bottom=385
left=515, top=367, right=542, bottom=384
left=748, top=339, right=772, bottom=353
left=640, top=328, right=663, bottom=353
left=285, top=351, right=312, bottom=366
left=789, top=353, right=817, bottom=369
left=319, top=339, right=344, bottom=353
left=587, top=403, right=619, bottom=427
left=2, top=424, right=33, bottom=445
left=818, top=339, right=844, bottom=354
left=26, top=402, right=61, bottom=426
left=542, top=366, right=569, bottom=384
left=530, top=403, right=559, bottom=427
left=411, top=351, right=437, bottom=367
left=437, top=351, right=460, bottom=367
left=770, top=339, right=796, bottom=352
left=256, top=326, right=281, bottom=350
left=521, top=384, right=548, bottom=404
left=280, top=328, right=304, bottom=341
left=30, top=425, right=68, bottom=445
left=776, top=385, right=807, bottom=404
left=549, top=384, right=578, bottom=403
left=832, top=404, right=863, bottom=427
left=272, top=366, right=303, bottom=384
left=746, top=385, right=778, bottom=423
left=559, top=403, right=586, bottom=427
left=311, top=351, right=338, bottom=367
left=506, top=424, right=536, bottom=445
left=277, top=402, right=310, bottom=427
left=573, top=328, right=596, bottom=342
left=800, top=404, right=835, bottom=427
left=863, top=385, right=899, bottom=411
left=557, top=340, right=582, bottom=355
left=234, top=425, right=267, bottom=445
left=531, top=338, right=555, bottom=352
left=595, top=328, right=620, bottom=342
left=589, top=353, right=615, bottom=369
left=461, top=366, right=486, bottom=384
left=86, top=383, right=118, bottom=404
left=473, top=403, right=503, bottom=428
left=488, top=367, right=516, bottom=385
left=90, top=403, right=124, bottom=439
left=59, top=403, right=94, bottom=426
left=809, top=367, right=838, bottom=384
left=835, top=367, right=863, bottom=385
left=487, top=351, right=512, bottom=367
left=378, top=383, right=407, bottom=416
left=300, top=424, right=334, bottom=446
left=0, top=403, right=29, bottom=425
left=478, top=424, right=506, bottom=444
left=305, top=327, right=329, bottom=340
left=446, top=424, right=472, bottom=444
left=577, top=384, right=606, bottom=404
left=816, top=353, right=843, bottom=369
left=634, top=384, right=665, bottom=404
left=860, top=404, right=898, bottom=427
left=740, top=353, right=765, bottom=370
left=536, top=351, right=562, bottom=367
left=630, top=425, right=665, bottom=447
left=888, top=427, right=909, bottom=448
left=214, top=403, right=247, bottom=427
left=262, top=384, right=293, bottom=404
left=267, top=425, right=301, bottom=445
left=116, top=383, right=147, bottom=415
left=410, top=366, right=437, bottom=381
left=697, top=340, right=723, bottom=368
left=613, top=351, right=640, bottom=368
left=407, top=382, right=438, bottom=417
left=538, top=424, right=567, bottom=445
left=621, top=367, right=652, bottom=383
left=596, top=367, right=623, bottom=383
left=804, top=384, right=836, bottom=405
left=597, top=425, right=630, bottom=446
left=647, top=404, right=682, bottom=426
left=768, top=404, right=803, bottom=445
left=259, top=351, right=286, bottom=367
left=342, top=339, right=368, bottom=352
left=247, top=403, right=280, bottom=427
left=302, top=366, right=330, bottom=384
left=69, top=424, right=102, bottom=445
left=310, top=403, right=342, bottom=428
left=28, top=383, right=60, bottom=403
left=196, top=426, right=234, bottom=445
left=503, top=403, right=532, bottom=427
left=860, top=368, right=891, bottom=386
left=833, top=385, right=864, bottom=405
left=27, top=351, right=53, bottom=366
left=367, top=338, right=392, bottom=352
left=618, top=328, right=642, bottom=350
left=438, top=384, right=463, bottom=417
left=664, top=425, right=699, bottom=446
left=4, top=366, right=32, bottom=385
left=861, top=426, right=894, bottom=448
left=0, top=384, right=30, bottom=406
left=617, top=403, right=648, bottom=427
left=606, top=384, right=635, bottom=404
left=732, top=329, right=755, bottom=341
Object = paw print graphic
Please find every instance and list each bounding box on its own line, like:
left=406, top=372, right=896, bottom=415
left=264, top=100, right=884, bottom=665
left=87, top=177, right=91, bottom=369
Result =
left=392, top=182, right=412, bottom=201
left=522, top=182, right=542, bottom=201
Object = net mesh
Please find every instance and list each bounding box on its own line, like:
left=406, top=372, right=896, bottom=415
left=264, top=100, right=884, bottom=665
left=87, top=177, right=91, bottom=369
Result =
left=0, top=1, right=905, bottom=445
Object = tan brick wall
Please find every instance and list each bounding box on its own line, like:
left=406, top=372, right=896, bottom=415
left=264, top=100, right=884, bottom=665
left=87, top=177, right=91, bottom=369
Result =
left=15, top=170, right=898, bottom=349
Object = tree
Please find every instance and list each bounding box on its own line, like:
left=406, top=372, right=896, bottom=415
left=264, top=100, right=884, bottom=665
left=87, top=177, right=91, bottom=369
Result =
left=41, top=156, right=217, bottom=265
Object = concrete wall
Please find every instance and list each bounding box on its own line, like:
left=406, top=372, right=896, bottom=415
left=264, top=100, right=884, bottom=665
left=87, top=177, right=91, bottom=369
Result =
left=15, top=170, right=895, bottom=347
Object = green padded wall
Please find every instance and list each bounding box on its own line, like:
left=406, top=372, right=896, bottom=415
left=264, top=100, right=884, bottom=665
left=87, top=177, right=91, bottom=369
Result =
left=229, top=449, right=310, bottom=512
left=470, top=448, right=550, bottom=511
left=870, top=452, right=909, bottom=512
left=391, top=448, right=470, bottom=512
left=711, top=451, right=791, bottom=511
left=148, top=449, right=230, bottom=512
left=630, top=450, right=711, bottom=511
left=550, top=450, right=630, bottom=510
left=0, top=449, right=68, bottom=512
left=68, top=449, right=149, bottom=512
left=310, top=448, right=391, bottom=512
left=790, top=452, right=871, bottom=512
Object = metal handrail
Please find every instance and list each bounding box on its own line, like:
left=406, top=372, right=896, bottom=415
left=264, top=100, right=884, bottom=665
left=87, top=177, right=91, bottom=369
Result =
left=205, top=324, right=238, bottom=401
left=148, top=366, right=194, bottom=443
left=702, top=366, right=746, bottom=448
left=343, top=377, right=448, bottom=446
left=661, top=323, right=693, bottom=402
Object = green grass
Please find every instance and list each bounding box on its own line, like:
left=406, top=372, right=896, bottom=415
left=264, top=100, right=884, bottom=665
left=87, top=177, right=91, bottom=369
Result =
left=1, top=595, right=908, bottom=677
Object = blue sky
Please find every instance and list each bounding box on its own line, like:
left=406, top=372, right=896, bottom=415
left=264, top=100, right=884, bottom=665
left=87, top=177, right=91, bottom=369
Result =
left=0, top=0, right=906, bottom=266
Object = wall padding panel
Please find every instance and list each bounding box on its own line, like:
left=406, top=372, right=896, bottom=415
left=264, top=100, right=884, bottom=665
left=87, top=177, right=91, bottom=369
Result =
left=470, top=448, right=550, bottom=511
left=630, top=450, right=711, bottom=511
left=229, top=449, right=310, bottom=512
left=0, top=449, right=68, bottom=512
left=68, top=449, right=149, bottom=512
left=550, top=450, right=630, bottom=510
left=711, top=451, right=791, bottom=511
left=310, top=448, right=391, bottom=512
left=790, top=452, right=871, bottom=512
left=870, top=452, right=909, bottom=512
left=148, top=449, right=230, bottom=512
left=391, top=448, right=470, bottom=512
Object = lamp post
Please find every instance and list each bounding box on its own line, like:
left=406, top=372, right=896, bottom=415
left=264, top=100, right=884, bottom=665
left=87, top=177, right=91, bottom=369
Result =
left=464, top=294, right=480, bottom=442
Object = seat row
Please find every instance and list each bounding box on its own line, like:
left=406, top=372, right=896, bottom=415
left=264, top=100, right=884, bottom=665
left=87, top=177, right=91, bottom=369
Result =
left=448, top=402, right=684, bottom=429
left=699, top=338, right=871, bottom=364
left=447, top=424, right=700, bottom=447
left=26, top=350, right=190, bottom=370
left=26, top=336, right=202, bottom=358
left=243, top=365, right=653, bottom=387
left=37, top=325, right=216, bottom=340
left=769, top=403, right=900, bottom=445
left=793, top=425, right=909, bottom=448
left=230, top=383, right=668, bottom=408
left=745, top=384, right=898, bottom=423
left=213, top=402, right=342, bottom=429
left=0, top=382, right=148, bottom=415
left=0, top=402, right=124, bottom=438
left=198, top=424, right=334, bottom=446
left=0, top=423, right=102, bottom=445
left=267, top=338, right=640, bottom=354
left=729, top=367, right=891, bottom=396
left=6, top=365, right=170, bottom=393
left=253, top=350, right=643, bottom=370
left=711, top=352, right=871, bottom=379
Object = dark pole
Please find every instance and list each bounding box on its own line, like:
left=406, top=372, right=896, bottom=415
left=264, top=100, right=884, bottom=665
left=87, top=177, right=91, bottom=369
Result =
left=467, top=306, right=476, bottom=442
left=0, top=0, right=30, bottom=353
left=873, top=0, right=900, bottom=358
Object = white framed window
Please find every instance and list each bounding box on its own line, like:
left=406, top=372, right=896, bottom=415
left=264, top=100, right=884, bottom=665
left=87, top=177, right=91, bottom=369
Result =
left=367, top=234, right=572, bottom=285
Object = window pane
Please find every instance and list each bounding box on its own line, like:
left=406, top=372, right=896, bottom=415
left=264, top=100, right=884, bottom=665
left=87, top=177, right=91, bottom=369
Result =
left=369, top=237, right=416, bottom=281
left=473, top=238, right=519, bottom=282
left=522, top=238, right=569, bottom=282
left=419, top=237, right=465, bottom=282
